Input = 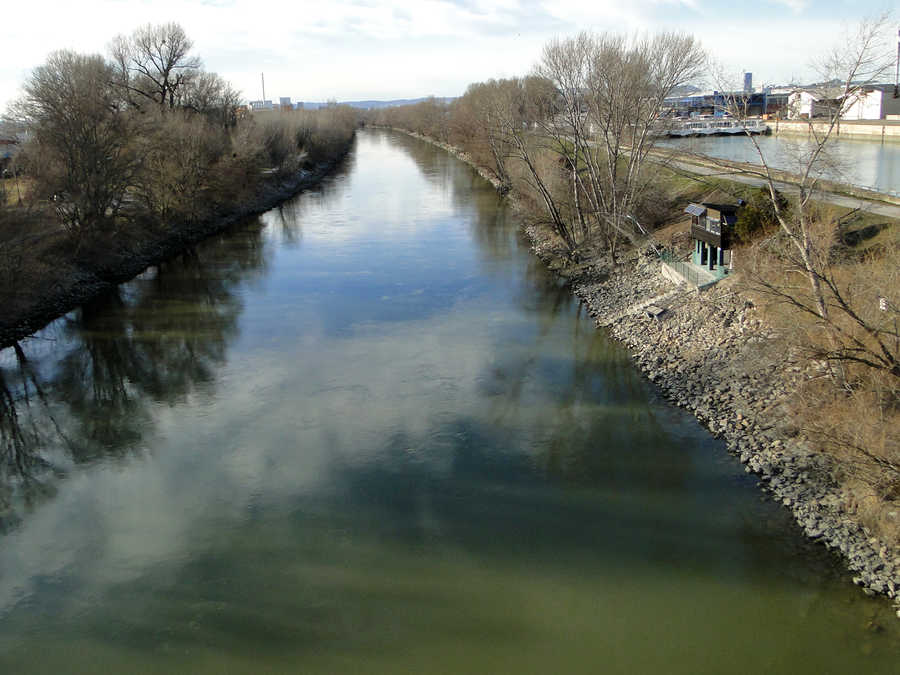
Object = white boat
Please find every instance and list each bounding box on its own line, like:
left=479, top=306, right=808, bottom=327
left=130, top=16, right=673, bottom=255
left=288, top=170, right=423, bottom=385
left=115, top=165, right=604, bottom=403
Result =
left=662, top=117, right=769, bottom=137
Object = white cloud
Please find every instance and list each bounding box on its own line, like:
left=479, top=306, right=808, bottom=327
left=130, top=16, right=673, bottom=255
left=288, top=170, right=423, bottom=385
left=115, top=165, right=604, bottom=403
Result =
left=1, top=0, right=872, bottom=111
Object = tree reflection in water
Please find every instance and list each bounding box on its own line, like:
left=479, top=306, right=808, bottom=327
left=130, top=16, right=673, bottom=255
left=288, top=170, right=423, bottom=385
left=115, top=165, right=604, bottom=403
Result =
left=264, top=153, right=353, bottom=248
left=387, top=129, right=676, bottom=490
left=0, top=218, right=271, bottom=527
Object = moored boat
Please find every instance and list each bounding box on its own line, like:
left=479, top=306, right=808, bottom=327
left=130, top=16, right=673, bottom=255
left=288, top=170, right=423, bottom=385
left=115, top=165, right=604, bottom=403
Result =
left=661, top=117, right=769, bottom=137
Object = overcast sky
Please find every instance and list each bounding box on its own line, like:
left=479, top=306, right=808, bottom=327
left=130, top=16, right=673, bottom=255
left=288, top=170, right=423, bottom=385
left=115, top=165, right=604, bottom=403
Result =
left=2, top=0, right=894, bottom=112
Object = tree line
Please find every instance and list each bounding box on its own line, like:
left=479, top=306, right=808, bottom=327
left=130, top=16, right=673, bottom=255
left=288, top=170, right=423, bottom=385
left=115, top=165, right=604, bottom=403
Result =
left=4, top=22, right=357, bottom=238
left=370, top=32, right=704, bottom=259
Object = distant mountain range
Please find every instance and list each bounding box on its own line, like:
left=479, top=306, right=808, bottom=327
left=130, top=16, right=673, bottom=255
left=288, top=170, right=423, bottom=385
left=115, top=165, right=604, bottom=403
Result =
left=300, top=97, right=455, bottom=110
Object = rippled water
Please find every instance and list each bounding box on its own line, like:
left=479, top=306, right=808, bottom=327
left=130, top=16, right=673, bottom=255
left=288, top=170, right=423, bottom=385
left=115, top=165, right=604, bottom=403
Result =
left=659, top=133, right=900, bottom=195
left=0, top=130, right=897, bottom=673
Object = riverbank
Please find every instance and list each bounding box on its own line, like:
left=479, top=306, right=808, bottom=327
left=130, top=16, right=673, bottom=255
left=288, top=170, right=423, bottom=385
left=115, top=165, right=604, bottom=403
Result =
left=377, top=126, right=507, bottom=191
left=385, top=125, right=900, bottom=615
left=561, top=246, right=900, bottom=613
left=0, top=141, right=353, bottom=349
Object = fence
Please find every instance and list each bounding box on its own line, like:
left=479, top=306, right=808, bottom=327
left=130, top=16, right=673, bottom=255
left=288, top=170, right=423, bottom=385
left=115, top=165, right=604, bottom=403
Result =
left=660, top=250, right=715, bottom=288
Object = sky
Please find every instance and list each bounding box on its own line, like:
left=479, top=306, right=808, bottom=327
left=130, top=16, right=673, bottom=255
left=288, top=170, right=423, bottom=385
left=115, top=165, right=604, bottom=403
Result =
left=1, top=0, right=895, bottom=112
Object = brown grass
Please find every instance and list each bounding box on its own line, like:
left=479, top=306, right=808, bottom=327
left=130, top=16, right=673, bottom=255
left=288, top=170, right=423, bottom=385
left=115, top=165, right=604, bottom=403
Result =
left=1, top=177, right=32, bottom=206
left=738, top=207, right=900, bottom=545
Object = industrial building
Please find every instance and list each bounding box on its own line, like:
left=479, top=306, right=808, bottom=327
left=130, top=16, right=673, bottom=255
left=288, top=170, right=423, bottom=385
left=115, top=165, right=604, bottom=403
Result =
left=664, top=88, right=791, bottom=119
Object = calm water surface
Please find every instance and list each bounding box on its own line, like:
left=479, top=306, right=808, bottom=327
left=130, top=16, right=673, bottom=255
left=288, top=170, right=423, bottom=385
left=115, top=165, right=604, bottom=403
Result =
left=1, top=130, right=898, bottom=673
left=659, top=133, right=900, bottom=195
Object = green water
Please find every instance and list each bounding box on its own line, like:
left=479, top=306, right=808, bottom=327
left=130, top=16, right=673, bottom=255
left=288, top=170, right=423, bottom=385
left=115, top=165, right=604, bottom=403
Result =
left=0, top=130, right=897, bottom=673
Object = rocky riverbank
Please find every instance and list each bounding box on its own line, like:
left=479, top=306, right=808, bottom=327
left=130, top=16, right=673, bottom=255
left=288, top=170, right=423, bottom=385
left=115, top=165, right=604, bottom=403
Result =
left=546, top=242, right=900, bottom=615
left=0, top=144, right=352, bottom=349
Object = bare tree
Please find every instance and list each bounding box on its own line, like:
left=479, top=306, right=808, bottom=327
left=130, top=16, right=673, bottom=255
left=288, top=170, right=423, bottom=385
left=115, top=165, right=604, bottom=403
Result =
left=133, top=109, right=230, bottom=223
left=110, top=22, right=201, bottom=110
left=716, top=12, right=897, bottom=378
left=179, top=70, right=242, bottom=127
left=415, top=97, right=451, bottom=141
left=457, top=80, right=513, bottom=190
left=483, top=77, right=576, bottom=250
left=533, top=33, right=595, bottom=247
left=536, top=31, right=705, bottom=257
left=14, top=50, right=138, bottom=234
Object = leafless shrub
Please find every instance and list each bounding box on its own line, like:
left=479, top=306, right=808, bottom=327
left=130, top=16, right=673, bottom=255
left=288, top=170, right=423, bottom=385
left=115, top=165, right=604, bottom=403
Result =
left=743, top=218, right=900, bottom=541
left=250, top=107, right=357, bottom=171
left=134, top=110, right=230, bottom=224
left=14, top=50, right=140, bottom=236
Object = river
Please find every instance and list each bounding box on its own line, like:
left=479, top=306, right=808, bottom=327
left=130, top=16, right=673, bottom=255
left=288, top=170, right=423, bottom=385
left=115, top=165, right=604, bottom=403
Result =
left=659, top=133, right=900, bottom=196
left=0, top=130, right=897, bottom=673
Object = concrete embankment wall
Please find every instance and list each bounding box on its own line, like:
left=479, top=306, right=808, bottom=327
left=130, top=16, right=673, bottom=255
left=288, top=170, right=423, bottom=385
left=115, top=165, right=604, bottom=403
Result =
left=773, top=119, right=900, bottom=141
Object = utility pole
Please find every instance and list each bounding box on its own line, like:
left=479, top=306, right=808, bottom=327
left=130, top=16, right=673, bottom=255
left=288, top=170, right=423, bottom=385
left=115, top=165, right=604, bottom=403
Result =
left=894, top=28, right=899, bottom=98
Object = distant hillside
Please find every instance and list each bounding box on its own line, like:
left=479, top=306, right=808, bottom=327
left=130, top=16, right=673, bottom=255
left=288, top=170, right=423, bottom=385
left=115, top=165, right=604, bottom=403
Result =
left=300, top=97, right=455, bottom=110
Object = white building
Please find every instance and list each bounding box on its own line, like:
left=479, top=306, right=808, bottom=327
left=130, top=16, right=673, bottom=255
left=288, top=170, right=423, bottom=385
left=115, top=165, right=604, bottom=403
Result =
left=788, top=90, right=825, bottom=119
left=790, top=85, right=900, bottom=121
left=842, top=86, right=900, bottom=120
left=249, top=100, right=275, bottom=111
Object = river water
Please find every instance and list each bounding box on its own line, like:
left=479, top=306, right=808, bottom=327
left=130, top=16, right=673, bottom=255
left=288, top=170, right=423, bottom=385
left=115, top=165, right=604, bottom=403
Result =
left=1, top=130, right=898, bottom=673
left=659, top=133, right=900, bottom=196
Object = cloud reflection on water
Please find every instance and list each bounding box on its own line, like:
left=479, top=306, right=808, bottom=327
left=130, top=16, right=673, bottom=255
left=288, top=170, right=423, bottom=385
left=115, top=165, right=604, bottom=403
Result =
left=1, top=130, right=898, bottom=672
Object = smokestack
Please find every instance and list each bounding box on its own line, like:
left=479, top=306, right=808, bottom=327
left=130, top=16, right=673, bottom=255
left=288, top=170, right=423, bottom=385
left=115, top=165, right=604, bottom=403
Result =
left=261, top=72, right=266, bottom=102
